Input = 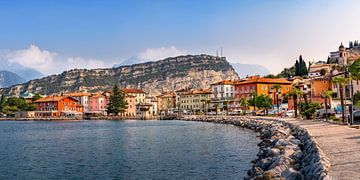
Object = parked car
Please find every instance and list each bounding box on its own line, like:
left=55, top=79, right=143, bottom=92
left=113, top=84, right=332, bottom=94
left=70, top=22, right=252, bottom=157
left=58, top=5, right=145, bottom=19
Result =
left=315, top=109, right=335, bottom=118
left=348, top=110, right=360, bottom=122
left=285, top=110, right=295, bottom=117
left=255, top=110, right=265, bottom=116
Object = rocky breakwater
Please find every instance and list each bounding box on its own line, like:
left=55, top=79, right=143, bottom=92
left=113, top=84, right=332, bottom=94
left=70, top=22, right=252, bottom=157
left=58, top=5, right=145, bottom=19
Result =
left=181, top=116, right=330, bottom=179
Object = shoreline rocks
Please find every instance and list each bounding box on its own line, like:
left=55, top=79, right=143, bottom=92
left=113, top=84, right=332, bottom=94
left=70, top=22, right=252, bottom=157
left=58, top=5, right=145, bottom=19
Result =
left=180, top=116, right=330, bottom=180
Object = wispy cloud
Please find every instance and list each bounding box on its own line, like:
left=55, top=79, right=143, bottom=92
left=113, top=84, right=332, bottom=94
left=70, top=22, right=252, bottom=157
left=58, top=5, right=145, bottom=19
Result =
left=138, top=46, right=185, bottom=60
left=0, top=45, right=106, bottom=76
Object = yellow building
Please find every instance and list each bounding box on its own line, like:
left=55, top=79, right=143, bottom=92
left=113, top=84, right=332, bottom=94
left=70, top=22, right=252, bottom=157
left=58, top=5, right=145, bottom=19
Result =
left=179, top=89, right=212, bottom=113
left=122, top=88, right=147, bottom=104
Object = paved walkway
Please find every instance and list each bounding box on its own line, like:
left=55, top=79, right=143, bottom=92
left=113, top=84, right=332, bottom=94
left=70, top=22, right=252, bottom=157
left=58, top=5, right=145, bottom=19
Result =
left=283, top=118, right=360, bottom=180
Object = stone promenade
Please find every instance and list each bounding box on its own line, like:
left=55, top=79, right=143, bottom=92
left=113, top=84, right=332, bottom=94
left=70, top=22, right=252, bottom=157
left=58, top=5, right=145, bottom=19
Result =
left=278, top=118, right=360, bottom=180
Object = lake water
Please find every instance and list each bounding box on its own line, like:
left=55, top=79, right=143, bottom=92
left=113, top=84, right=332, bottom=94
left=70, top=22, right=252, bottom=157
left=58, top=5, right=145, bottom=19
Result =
left=0, top=120, right=259, bottom=179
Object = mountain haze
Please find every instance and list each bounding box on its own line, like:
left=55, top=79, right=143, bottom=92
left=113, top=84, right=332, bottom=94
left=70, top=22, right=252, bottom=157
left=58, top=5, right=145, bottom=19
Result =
left=0, top=71, right=25, bottom=88
left=231, top=63, right=270, bottom=78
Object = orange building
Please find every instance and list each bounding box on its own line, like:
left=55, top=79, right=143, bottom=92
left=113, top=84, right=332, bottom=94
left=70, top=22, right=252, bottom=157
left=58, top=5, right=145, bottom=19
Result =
left=309, top=77, right=332, bottom=104
left=34, top=96, right=84, bottom=118
left=234, top=76, right=292, bottom=104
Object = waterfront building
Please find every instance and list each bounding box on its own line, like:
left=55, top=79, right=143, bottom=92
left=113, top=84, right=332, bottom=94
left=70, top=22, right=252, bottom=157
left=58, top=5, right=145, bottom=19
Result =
left=175, top=89, right=189, bottom=110
left=34, top=96, right=84, bottom=117
left=122, top=94, right=136, bottom=117
left=234, top=76, right=292, bottom=105
left=179, top=89, right=212, bottom=114
left=122, top=88, right=147, bottom=104
left=65, top=92, right=91, bottom=112
left=157, top=91, right=176, bottom=115
left=210, top=80, right=237, bottom=113
left=135, top=102, right=154, bottom=119
left=89, top=93, right=107, bottom=115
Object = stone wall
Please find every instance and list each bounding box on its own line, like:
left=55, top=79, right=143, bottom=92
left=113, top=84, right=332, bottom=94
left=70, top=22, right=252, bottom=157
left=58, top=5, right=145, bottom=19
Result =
left=180, top=116, right=330, bottom=180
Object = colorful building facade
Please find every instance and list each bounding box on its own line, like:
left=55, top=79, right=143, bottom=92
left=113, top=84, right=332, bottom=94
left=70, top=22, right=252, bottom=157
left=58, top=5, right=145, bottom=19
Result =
left=34, top=96, right=84, bottom=117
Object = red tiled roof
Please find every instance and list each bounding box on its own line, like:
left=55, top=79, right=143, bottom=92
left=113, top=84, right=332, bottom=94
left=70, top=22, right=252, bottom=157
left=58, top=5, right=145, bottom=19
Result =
left=64, top=92, right=91, bottom=97
left=184, top=89, right=212, bottom=95
left=235, top=76, right=291, bottom=85
left=122, top=88, right=146, bottom=94
left=34, top=96, right=78, bottom=103
left=210, top=80, right=236, bottom=85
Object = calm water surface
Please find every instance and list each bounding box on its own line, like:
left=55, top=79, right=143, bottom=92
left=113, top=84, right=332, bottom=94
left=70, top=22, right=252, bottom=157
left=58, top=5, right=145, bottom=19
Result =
left=0, top=120, right=259, bottom=179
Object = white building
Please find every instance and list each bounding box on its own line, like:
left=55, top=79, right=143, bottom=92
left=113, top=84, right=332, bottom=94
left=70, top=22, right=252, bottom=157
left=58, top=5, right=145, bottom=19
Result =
left=210, top=80, right=236, bottom=100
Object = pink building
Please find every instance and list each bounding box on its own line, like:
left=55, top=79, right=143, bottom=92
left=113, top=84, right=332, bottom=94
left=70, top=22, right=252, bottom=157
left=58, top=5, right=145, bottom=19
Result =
left=89, top=93, right=107, bottom=115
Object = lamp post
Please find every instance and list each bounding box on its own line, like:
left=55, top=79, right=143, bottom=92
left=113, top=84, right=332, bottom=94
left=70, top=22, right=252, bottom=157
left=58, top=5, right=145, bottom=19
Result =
left=344, top=66, right=354, bottom=125
left=276, top=91, right=280, bottom=116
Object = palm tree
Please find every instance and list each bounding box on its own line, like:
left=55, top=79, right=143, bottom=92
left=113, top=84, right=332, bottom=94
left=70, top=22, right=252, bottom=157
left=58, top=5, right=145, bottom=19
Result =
left=271, top=84, right=282, bottom=114
left=323, top=90, right=333, bottom=122
left=251, top=91, right=258, bottom=111
left=213, top=102, right=219, bottom=115
left=332, top=76, right=347, bottom=123
left=263, top=96, right=273, bottom=115
left=223, top=100, right=229, bottom=115
left=287, top=88, right=302, bottom=118
left=205, top=99, right=211, bottom=114
left=239, top=97, right=248, bottom=116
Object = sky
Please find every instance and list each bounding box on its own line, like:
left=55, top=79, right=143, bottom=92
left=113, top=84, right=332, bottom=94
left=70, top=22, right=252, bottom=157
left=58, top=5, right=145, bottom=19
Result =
left=1, top=0, right=360, bottom=76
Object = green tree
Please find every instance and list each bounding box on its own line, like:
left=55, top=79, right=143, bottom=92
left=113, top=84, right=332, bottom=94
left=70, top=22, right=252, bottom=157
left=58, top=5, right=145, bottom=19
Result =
left=320, top=68, right=327, bottom=76
left=287, top=88, right=302, bottom=118
left=332, top=76, right=347, bottom=123
left=349, top=58, right=360, bottom=80
left=2, top=105, right=19, bottom=116
left=239, top=98, right=248, bottom=115
left=299, top=102, right=321, bottom=119
left=256, top=94, right=273, bottom=115
left=354, top=92, right=360, bottom=107
left=295, top=60, right=300, bottom=76
left=271, top=84, right=281, bottom=111
left=248, top=92, right=258, bottom=111
left=323, top=90, right=333, bottom=121
left=107, top=85, right=128, bottom=116
left=222, top=100, right=229, bottom=115
left=0, top=94, right=5, bottom=113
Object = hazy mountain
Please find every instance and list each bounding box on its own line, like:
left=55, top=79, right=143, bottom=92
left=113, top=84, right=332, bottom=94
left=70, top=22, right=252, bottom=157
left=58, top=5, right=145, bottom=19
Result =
left=0, top=61, right=43, bottom=81
left=0, top=70, right=25, bottom=88
left=114, top=56, right=151, bottom=68
left=231, top=63, right=270, bottom=78
left=1, top=54, right=239, bottom=96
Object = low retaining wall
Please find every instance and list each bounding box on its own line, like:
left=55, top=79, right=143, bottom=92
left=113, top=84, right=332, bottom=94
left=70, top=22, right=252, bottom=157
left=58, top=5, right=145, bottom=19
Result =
left=181, top=116, right=330, bottom=180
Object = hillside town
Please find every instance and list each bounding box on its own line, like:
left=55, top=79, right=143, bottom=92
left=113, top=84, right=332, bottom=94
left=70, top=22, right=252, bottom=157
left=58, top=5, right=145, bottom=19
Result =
left=0, top=42, right=359, bottom=123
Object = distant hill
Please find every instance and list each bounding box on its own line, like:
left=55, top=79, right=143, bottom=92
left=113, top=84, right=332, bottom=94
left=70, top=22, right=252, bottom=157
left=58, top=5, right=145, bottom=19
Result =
left=113, top=56, right=147, bottom=68
left=0, top=54, right=239, bottom=96
left=0, top=71, right=25, bottom=88
left=0, top=61, right=43, bottom=81
left=231, top=63, right=270, bottom=78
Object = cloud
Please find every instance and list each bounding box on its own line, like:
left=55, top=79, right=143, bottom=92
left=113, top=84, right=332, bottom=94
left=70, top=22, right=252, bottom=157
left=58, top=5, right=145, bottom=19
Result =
left=138, top=46, right=185, bottom=60
left=1, top=45, right=105, bottom=76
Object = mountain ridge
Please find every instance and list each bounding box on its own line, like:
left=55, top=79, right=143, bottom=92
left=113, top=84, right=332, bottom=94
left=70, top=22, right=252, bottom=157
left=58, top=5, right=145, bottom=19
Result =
left=0, top=54, right=239, bottom=96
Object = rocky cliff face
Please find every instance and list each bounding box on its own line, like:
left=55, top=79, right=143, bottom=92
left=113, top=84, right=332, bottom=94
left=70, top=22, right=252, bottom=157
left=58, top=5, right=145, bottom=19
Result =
left=0, top=54, right=239, bottom=96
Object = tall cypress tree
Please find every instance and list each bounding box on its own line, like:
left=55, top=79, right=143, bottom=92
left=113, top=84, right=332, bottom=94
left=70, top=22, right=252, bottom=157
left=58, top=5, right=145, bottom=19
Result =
left=0, top=94, right=5, bottom=113
left=295, top=60, right=300, bottom=76
left=107, top=85, right=128, bottom=116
